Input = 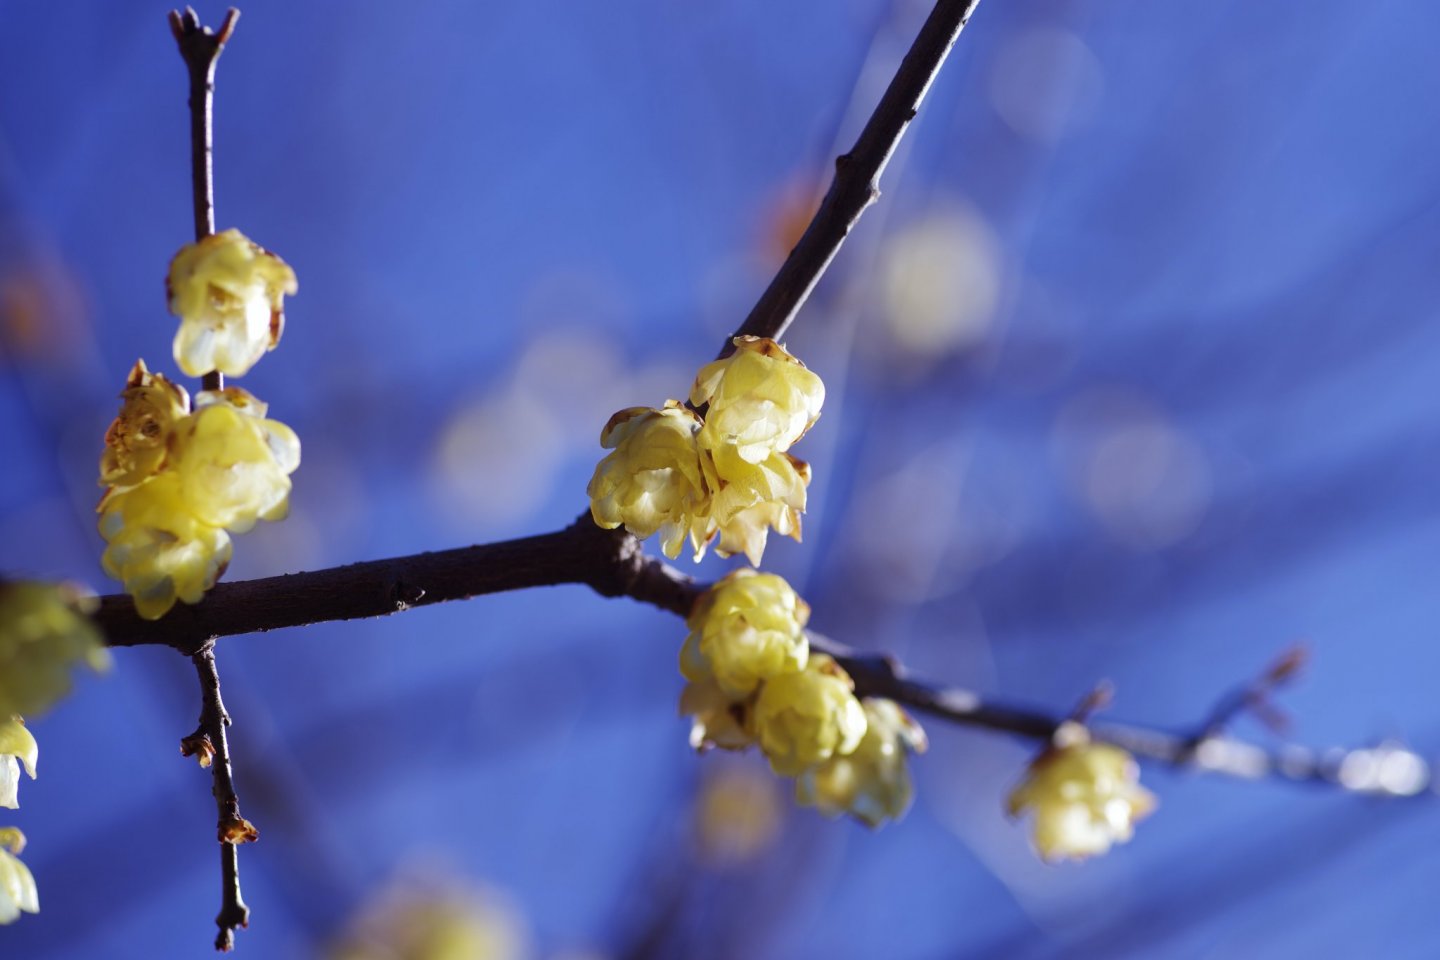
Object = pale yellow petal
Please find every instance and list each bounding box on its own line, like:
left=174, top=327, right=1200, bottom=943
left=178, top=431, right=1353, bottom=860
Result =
left=168, top=228, right=296, bottom=378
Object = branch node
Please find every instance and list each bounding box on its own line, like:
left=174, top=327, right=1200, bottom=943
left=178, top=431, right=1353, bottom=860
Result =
left=169, top=7, right=240, bottom=60
left=391, top=580, right=427, bottom=612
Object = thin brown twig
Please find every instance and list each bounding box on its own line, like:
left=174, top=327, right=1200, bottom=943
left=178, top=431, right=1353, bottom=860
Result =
left=169, top=6, right=239, bottom=393
left=188, top=645, right=256, bottom=952
left=732, top=0, right=983, bottom=349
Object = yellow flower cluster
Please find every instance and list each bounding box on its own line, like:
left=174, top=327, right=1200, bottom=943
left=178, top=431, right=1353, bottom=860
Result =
left=678, top=571, right=924, bottom=827
left=168, top=228, right=297, bottom=378
left=1006, top=725, right=1156, bottom=862
left=0, top=582, right=109, bottom=718
left=0, top=827, right=37, bottom=925
left=588, top=336, right=823, bottom=565
left=97, top=363, right=300, bottom=619
left=0, top=719, right=38, bottom=924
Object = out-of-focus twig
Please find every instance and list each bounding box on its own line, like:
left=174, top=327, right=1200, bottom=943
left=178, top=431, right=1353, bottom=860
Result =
left=1183, top=645, right=1309, bottom=754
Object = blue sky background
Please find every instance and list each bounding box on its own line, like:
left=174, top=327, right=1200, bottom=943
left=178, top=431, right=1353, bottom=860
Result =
left=3, top=0, right=1440, bottom=957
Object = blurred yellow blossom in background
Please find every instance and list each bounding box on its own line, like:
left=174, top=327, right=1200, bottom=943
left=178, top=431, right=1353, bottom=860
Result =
left=694, top=762, right=785, bottom=866
left=328, top=874, right=529, bottom=960
left=0, top=582, right=109, bottom=718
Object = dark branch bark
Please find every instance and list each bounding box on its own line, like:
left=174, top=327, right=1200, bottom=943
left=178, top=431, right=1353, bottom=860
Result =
left=733, top=0, right=983, bottom=347
left=93, top=528, right=1432, bottom=799
left=98, top=518, right=697, bottom=654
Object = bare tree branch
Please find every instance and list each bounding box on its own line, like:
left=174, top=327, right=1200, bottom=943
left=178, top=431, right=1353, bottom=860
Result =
left=733, top=0, right=983, bottom=347
left=97, top=519, right=694, bottom=653
left=93, top=525, right=1433, bottom=799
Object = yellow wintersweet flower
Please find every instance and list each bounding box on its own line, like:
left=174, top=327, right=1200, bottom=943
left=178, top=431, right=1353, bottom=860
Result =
left=0, top=718, right=37, bottom=811
left=99, top=473, right=233, bottom=620
left=0, top=827, right=37, bottom=924
left=1007, top=727, right=1157, bottom=862
left=700, top=448, right=810, bottom=566
left=168, top=228, right=297, bottom=378
left=752, top=653, right=867, bottom=777
left=796, top=698, right=927, bottom=828
left=172, top=387, right=301, bottom=533
left=678, top=679, right=755, bottom=752
left=587, top=403, right=709, bottom=559
left=694, top=764, right=784, bottom=866
left=0, top=583, right=109, bottom=718
left=691, top=336, right=824, bottom=464
left=99, top=359, right=190, bottom=488
left=681, top=569, right=809, bottom=700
